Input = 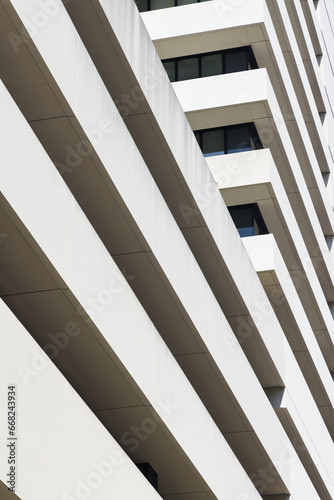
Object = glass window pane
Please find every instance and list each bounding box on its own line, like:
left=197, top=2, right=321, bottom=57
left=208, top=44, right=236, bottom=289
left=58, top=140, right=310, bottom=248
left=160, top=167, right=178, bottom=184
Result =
left=178, top=57, right=199, bottom=81
left=201, top=53, right=222, bottom=77
left=241, top=227, right=255, bottom=237
left=228, top=204, right=268, bottom=237
left=228, top=205, right=254, bottom=237
left=177, top=0, right=196, bottom=4
left=163, top=61, right=176, bottom=82
left=238, top=226, right=255, bottom=237
left=226, top=125, right=251, bottom=153
left=150, top=0, right=174, bottom=10
left=202, top=129, right=224, bottom=156
left=135, top=0, right=149, bottom=11
left=225, top=48, right=248, bottom=73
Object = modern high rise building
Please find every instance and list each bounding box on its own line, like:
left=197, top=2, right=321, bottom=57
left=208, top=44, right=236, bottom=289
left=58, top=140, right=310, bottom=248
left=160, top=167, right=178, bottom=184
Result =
left=0, top=0, right=333, bottom=499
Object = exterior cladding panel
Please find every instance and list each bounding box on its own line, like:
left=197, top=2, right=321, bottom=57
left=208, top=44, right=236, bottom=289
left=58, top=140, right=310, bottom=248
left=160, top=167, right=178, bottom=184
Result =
left=0, top=1, right=333, bottom=500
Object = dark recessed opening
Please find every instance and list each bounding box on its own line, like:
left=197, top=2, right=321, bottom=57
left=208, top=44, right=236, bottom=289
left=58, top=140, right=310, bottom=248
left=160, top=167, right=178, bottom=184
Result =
left=162, top=46, right=258, bottom=82
left=195, top=123, right=263, bottom=157
left=136, top=462, right=158, bottom=491
left=228, top=204, right=268, bottom=237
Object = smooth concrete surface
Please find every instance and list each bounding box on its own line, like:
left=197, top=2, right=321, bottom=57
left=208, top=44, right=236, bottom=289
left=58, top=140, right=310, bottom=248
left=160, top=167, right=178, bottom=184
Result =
left=1, top=0, right=330, bottom=400
left=211, top=151, right=334, bottom=430
left=244, top=235, right=334, bottom=493
left=141, top=0, right=265, bottom=49
left=0, top=77, right=265, bottom=500
left=208, top=149, right=334, bottom=374
left=267, top=0, right=334, bottom=200
left=0, top=0, right=333, bottom=499
left=70, top=0, right=334, bottom=390
left=172, top=69, right=334, bottom=304
left=0, top=4, right=295, bottom=491
left=143, top=0, right=333, bottom=176
left=0, top=25, right=307, bottom=500
left=84, top=0, right=334, bottom=404
left=143, top=0, right=334, bottom=234
left=0, top=299, right=163, bottom=500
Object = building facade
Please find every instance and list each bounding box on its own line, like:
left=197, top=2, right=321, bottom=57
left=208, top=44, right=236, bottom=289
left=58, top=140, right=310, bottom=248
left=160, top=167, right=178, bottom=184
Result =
left=0, top=0, right=333, bottom=499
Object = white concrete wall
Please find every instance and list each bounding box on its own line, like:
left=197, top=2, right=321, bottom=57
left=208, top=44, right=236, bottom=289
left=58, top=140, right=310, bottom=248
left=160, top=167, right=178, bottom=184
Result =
left=173, top=69, right=334, bottom=308
left=244, top=235, right=334, bottom=485
left=0, top=72, right=263, bottom=500
left=206, top=148, right=334, bottom=365
left=143, top=0, right=334, bottom=235
left=0, top=299, right=162, bottom=500
left=1, top=0, right=333, bottom=498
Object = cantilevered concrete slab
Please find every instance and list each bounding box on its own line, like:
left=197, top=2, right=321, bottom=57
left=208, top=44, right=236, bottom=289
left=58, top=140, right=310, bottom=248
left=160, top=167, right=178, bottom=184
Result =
left=0, top=80, right=265, bottom=500
left=243, top=233, right=334, bottom=437
left=172, top=68, right=334, bottom=306
left=207, top=148, right=334, bottom=377
left=0, top=2, right=333, bottom=499
left=58, top=0, right=334, bottom=376
left=0, top=301, right=163, bottom=500
left=142, top=0, right=334, bottom=212
left=0, top=64, right=293, bottom=499
left=1, top=0, right=333, bottom=383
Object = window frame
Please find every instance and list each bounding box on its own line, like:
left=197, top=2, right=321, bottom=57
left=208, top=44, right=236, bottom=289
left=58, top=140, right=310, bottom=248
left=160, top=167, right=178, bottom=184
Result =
left=162, top=47, right=258, bottom=82
left=194, top=123, right=263, bottom=156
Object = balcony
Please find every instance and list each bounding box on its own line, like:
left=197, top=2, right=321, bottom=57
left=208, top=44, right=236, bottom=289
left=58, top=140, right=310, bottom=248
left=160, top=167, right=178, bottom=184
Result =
left=207, top=148, right=334, bottom=373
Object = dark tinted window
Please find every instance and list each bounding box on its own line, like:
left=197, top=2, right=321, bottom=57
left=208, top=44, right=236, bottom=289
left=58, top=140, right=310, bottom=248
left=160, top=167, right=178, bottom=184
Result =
left=226, top=125, right=251, bottom=153
left=228, top=204, right=268, bottom=237
left=202, top=129, right=224, bottom=156
left=162, top=47, right=257, bottom=82
left=195, top=123, right=262, bottom=157
left=202, top=53, right=223, bottom=77
left=178, top=57, right=199, bottom=81
left=163, top=60, right=176, bottom=82
left=225, top=48, right=248, bottom=73
left=136, top=0, right=149, bottom=10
